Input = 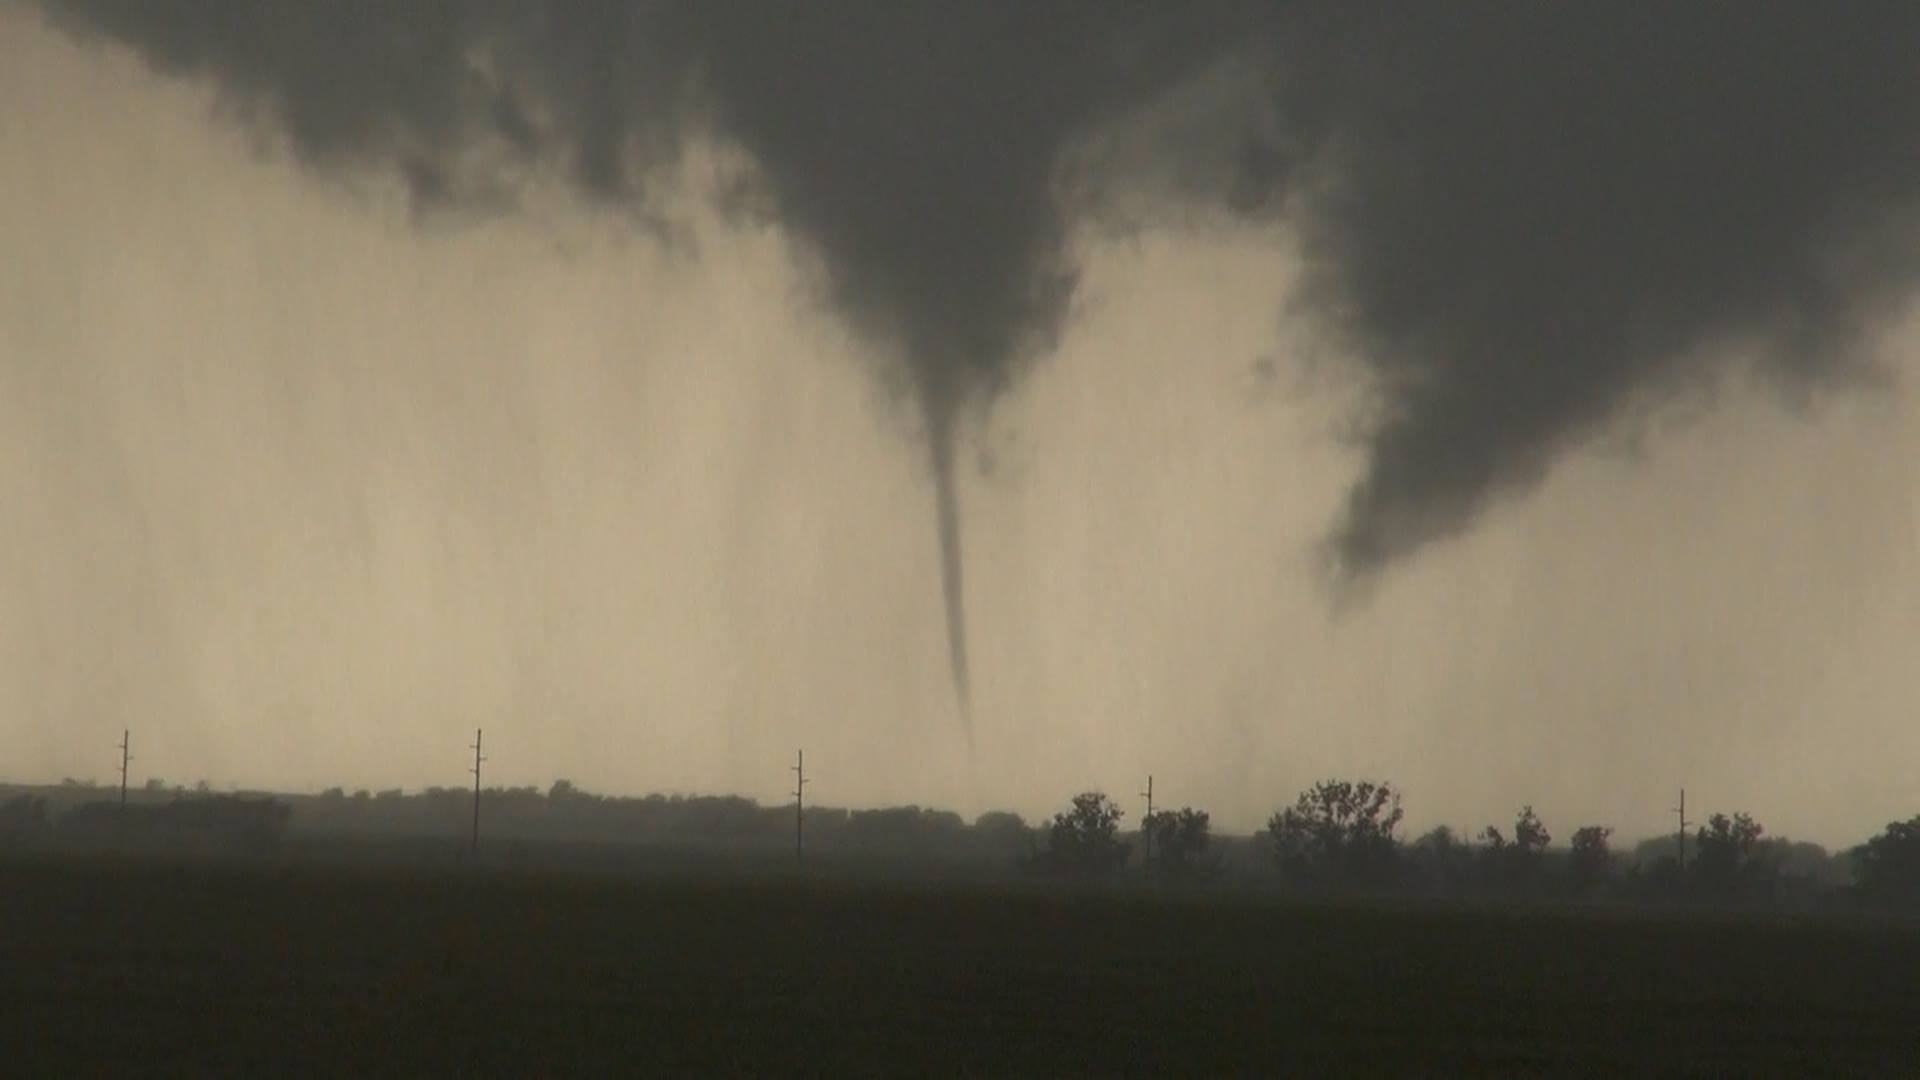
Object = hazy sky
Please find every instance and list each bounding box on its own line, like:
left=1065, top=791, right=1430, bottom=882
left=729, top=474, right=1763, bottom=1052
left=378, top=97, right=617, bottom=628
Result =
left=4, top=5, right=1918, bottom=846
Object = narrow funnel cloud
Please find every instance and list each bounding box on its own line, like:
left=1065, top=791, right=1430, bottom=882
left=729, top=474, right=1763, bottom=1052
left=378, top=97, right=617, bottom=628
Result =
left=30, top=1, right=1231, bottom=723
left=35, top=2, right=1920, bottom=645
left=923, top=402, right=971, bottom=721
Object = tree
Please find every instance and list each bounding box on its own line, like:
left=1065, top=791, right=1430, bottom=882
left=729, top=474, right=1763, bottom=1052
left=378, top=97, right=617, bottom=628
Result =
left=1267, top=780, right=1404, bottom=888
left=1479, top=806, right=1551, bottom=892
left=1513, top=805, right=1550, bottom=855
left=1411, top=825, right=1473, bottom=894
left=1851, top=816, right=1920, bottom=901
left=1142, top=807, right=1211, bottom=877
left=973, top=810, right=1027, bottom=835
left=1036, top=792, right=1130, bottom=876
left=1693, top=812, right=1769, bottom=895
left=973, top=811, right=1031, bottom=855
left=1568, top=825, right=1613, bottom=893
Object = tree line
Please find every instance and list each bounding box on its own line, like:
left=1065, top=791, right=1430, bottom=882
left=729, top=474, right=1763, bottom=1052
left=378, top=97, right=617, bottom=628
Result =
left=8, top=776, right=1920, bottom=907
left=1028, top=779, right=1920, bottom=908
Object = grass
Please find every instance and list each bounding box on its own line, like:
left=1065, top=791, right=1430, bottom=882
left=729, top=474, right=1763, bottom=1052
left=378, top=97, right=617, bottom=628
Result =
left=3, top=852, right=1918, bottom=1075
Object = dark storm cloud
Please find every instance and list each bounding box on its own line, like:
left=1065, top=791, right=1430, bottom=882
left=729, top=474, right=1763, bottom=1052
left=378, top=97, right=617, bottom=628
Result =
left=35, top=0, right=1238, bottom=714
left=34, top=3, right=1920, bottom=628
left=1232, top=6, right=1920, bottom=573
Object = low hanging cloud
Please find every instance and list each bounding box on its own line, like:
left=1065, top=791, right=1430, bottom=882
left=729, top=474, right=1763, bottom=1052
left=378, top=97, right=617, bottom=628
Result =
left=1230, top=7, right=1920, bottom=572
left=30, top=3, right=1920, bottom=683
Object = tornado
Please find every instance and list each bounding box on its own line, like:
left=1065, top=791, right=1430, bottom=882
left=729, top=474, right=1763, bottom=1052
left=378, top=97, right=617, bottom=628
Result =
left=923, top=405, right=972, bottom=725
left=43, top=0, right=1920, bottom=640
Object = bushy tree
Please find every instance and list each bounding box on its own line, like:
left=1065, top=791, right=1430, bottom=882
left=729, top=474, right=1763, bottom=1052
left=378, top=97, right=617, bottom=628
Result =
left=1267, top=780, right=1403, bottom=888
left=1851, top=816, right=1920, bottom=901
left=1568, top=825, right=1613, bottom=893
left=1142, top=807, right=1211, bottom=877
left=973, top=811, right=1031, bottom=855
left=1480, top=806, right=1551, bottom=891
left=1037, top=792, right=1130, bottom=876
left=1514, top=805, right=1550, bottom=855
left=1693, top=812, right=1770, bottom=895
left=973, top=810, right=1028, bottom=836
left=1755, top=839, right=1844, bottom=889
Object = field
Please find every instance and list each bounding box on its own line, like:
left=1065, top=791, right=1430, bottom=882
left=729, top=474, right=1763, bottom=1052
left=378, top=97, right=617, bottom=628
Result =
left=4, top=854, right=1918, bottom=1076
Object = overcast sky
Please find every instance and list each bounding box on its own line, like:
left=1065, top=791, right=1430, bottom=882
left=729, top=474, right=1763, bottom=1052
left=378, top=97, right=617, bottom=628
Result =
left=4, top=5, right=1918, bottom=846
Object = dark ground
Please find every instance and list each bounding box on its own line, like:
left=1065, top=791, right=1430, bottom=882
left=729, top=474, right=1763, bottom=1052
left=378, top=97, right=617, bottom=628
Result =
left=3, top=853, right=1917, bottom=1076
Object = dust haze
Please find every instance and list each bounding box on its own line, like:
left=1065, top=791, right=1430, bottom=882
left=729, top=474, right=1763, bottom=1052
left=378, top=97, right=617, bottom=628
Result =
left=4, top=5, right=1919, bottom=846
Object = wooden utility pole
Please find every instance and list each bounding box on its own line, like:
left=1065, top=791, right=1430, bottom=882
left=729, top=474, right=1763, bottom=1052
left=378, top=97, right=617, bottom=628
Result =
left=1672, top=788, right=1689, bottom=872
left=792, top=750, right=808, bottom=868
left=469, top=729, right=485, bottom=861
left=1140, top=775, right=1155, bottom=865
left=117, top=730, right=131, bottom=813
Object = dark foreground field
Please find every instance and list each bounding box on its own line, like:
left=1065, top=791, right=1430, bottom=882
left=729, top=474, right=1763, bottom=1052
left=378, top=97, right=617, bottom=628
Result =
left=3, top=855, right=1918, bottom=1076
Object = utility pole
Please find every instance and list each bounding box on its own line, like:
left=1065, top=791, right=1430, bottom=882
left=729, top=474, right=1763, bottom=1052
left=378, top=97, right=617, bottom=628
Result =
left=792, top=750, right=808, bottom=868
left=1672, top=788, right=1689, bottom=873
left=1139, top=774, right=1154, bottom=866
left=469, top=729, right=485, bottom=862
left=117, top=730, right=131, bottom=814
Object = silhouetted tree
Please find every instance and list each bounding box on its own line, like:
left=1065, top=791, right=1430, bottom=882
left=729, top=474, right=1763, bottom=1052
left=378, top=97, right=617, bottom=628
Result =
left=1411, top=825, right=1473, bottom=894
left=1568, top=825, right=1613, bottom=893
left=1754, top=839, right=1842, bottom=888
left=1851, top=816, right=1920, bottom=902
left=972, top=810, right=1031, bottom=854
left=1036, top=792, right=1130, bottom=876
left=1481, top=805, right=1551, bottom=891
left=1142, top=807, right=1211, bottom=877
left=1267, top=780, right=1403, bottom=889
left=1693, top=812, right=1770, bottom=896
left=973, top=810, right=1026, bottom=835
left=1514, top=805, right=1550, bottom=855
left=844, top=806, right=966, bottom=849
